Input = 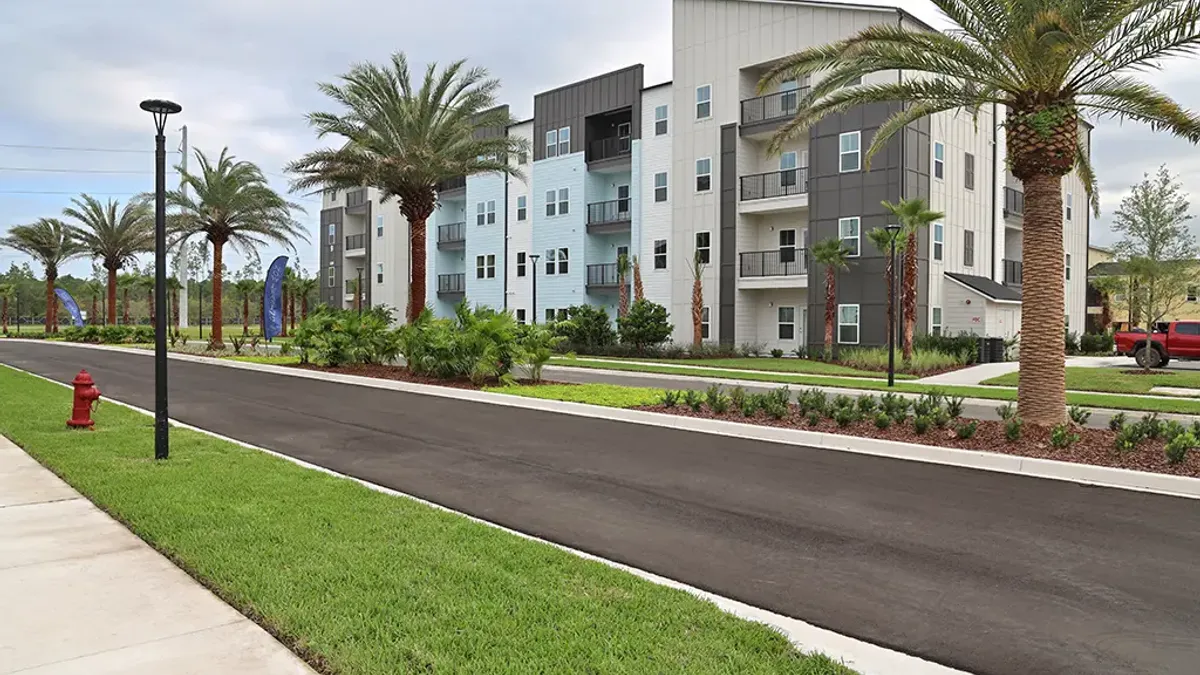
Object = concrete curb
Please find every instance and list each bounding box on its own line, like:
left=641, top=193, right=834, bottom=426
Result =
left=8, top=339, right=1200, bottom=501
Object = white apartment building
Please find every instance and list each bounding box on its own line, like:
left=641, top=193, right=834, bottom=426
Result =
left=319, top=0, right=1091, bottom=350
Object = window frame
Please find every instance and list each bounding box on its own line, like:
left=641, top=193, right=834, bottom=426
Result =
left=557, top=247, right=569, bottom=275
left=544, top=249, right=556, bottom=276
left=700, top=306, right=711, bottom=340
left=476, top=201, right=486, bottom=226
left=475, top=255, right=487, bottom=279
left=545, top=189, right=557, bottom=217
left=964, top=152, right=975, bottom=191
left=327, top=223, right=335, bottom=244
left=695, top=84, right=712, bottom=120
left=839, top=131, right=861, bottom=173
left=779, top=229, right=797, bottom=264
left=933, top=142, right=945, bottom=180
left=376, top=263, right=384, bottom=284
left=933, top=221, right=945, bottom=262
left=486, top=200, right=496, bottom=225
left=654, top=171, right=668, bottom=202
left=326, top=264, right=335, bottom=288
left=486, top=254, right=496, bottom=279
left=654, top=104, right=669, bottom=135
left=931, top=307, right=943, bottom=337
left=516, top=252, right=527, bottom=278
left=516, top=195, right=527, bottom=221
left=654, top=239, right=668, bottom=270
left=557, top=126, right=570, bottom=156
left=695, top=231, right=711, bottom=265
left=964, top=229, right=975, bottom=268
left=837, top=304, right=860, bottom=345
left=778, top=306, right=796, bottom=341
left=695, top=157, right=712, bottom=192
left=545, top=129, right=558, bottom=158
left=545, top=308, right=556, bottom=322
left=1066, top=192, right=1073, bottom=221
left=376, top=215, right=384, bottom=238
left=1065, top=252, right=1072, bottom=281
left=557, top=187, right=570, bottom=215
left=838, top=217, right=861, bottom=258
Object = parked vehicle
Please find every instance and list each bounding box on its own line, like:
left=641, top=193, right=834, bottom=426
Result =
left=1114, top=321, right=1200, bottom=368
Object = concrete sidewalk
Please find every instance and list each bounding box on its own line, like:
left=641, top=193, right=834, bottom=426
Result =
left=0, top=437, right=314, bottom=675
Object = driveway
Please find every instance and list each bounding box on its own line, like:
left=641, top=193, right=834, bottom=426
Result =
left=2, top=341, right=1199, bottom=675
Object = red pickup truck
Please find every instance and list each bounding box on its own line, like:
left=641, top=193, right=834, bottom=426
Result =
left=1114, top=321, right=1200, bottom=368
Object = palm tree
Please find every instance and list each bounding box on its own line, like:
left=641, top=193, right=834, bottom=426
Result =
left=689, top=249, right=706, bottom=349
left=760, top=1, right=1200, bottom=424
left=137, top=274, right=157, bottom=327
left=867, top=226, right=908, bottom=357
left=165, top=277, right=182, bottom=328
left=0, top=283, right=13, bottom=334
left=117, top=273, right=139, bottom=325
left=617, top=254, right=631, bottom=318
left=0, top=219, right=84, bottom=333
left=84, top=280, right=104, bottom=325
left=294, top=276, right=319, bottom=321
left=166, top=148, right=306, bottom=349
left=881, top=199, right=943, bottom=361
left=811, top=238, right=852, bottom=360
left=287, top=52, right=529, bottom=324
left=632, top=255, right=645, bottom=302
left=62, top=194, right=152, bottom=325
left=234, top=278, right=258, bottom=335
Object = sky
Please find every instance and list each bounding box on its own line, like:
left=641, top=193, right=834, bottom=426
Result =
left=1, top=0, right=1198, bottom=279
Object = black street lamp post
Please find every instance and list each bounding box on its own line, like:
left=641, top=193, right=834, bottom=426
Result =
left=355, top=267, right=364, bottom=314
left=528, top=254, right=541, bottom=324
left=141, top=98, right=182, bottom=461
left=886, top=223, right=902, bottom=388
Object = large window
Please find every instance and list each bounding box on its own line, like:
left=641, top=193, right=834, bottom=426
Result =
left=964, top=152, right=975, bottom=190
left=701, top=306, right=710, bottom=339
left=546, top=129, right=558, bottom=158
left=557, top=126, right=570, bottom=156
left=326, top=264, right=335, bottom=287
left=839, top=131, right=861, bottom=172
left=778, top=306, right=796, bottom=340
left=933, top=221, right=945, bottom=261
left=838, top=304, right=860, bottom=345
left=934, top=142, right=945, bottom=180
left=695, top=231, right=711, bottom=265
left=696, top=158, right=712, bottom=192
left=779, top=229, right=796, bottom=263
left=327, top=223, right=335, bottom=244
left=516, top=252, right=526, bottom=278
left=654, top=172, right=668, bottom=202
left=1066, top=192, right=1073, bottom=221
left=964, top=230, right=975, bottom=267
left=376, top=215, right=384, bottom=238
left=545, top=190, right=557, bottom=217
left=557, top=188, right=570, bottom=215
left=655, top=104, right=669, bottom=135
left=932, top=307, right=943, bottom=336
left=376, top=263, right=384, bottom=284
left=654, top=239, right=667, bottom=269
left=475, top=255, right=495, bottom=279
left=696, top=85, right=712, bottom=119
left=838, top=217, right=860, bottom=257
left=544, top=249, right=556, bottom=275
left=516, top=195, right=527, bottom=221
left=476, top=201, right=496, bottom=226
left=556, top=247, right=569, bottom=275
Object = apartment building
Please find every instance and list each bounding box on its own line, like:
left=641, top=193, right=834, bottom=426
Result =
left=318, top=0, right=1091, bottom=350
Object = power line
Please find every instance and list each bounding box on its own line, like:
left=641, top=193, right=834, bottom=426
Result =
left=0, top=143, right=180, bottom=154
left=0, top=167, right=177, bottom=175
left=0, top=190, right=146, bottom=196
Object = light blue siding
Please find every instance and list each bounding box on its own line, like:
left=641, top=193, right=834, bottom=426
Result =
left=464, top=173, right=507, bottom=311
left=531, top=152, right=587, bottom=319
left=430, top=197, right=467, bottom=318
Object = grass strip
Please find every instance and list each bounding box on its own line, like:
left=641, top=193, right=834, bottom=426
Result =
left=0, top=366, right=853, bottom=675
left=557, top=356, right=914, bottom=380
left=224, top=355, right=302, bottom=365
left=483, top=383, right=663, bottom=408
left=983, top=367, right=1200, bottom=395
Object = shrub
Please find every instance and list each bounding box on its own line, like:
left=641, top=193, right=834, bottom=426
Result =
left=100, top=325, right=132, bottom=344
left=517, top=323, right=566, bottom=383
left=914, top=391, right=944, bottom=418
left=791, top=346, right=807, bottom=359
left=738, top=342, right=765, bottom=358
left=946, top=396, right=965, bottom=418
left=874, top=412, right=892, bottom=430
left=1109, top=412, right=1128, bottom=432
left=1068, top=405, right=1092, bottom=427
left=833, top=407, right=856, bottom=427
left=831, top=394, right=855, bottom=411
left=728, top=386, right=748, bottom=411
left=770, top=348, right=784, bottom=359
left=1005, top=418, right=1023, bottom=442
left=230, top=335, right=246, bottom=355
left=1114, top=426, right=1144, bottom=454
left=767, top=387, right=791, bottom=410
left=1162, top=420, right=1188, bottom=444
left=934, top=411, right=951, bottom=429
left=168, top=330, right=180, bottom=348
left=800, top=388, right=827, bottom=414
left=805, top=409, right=822, bottom=426
left=279, top=341, right=294, bottom=356
left=910, top=416, right=929, bottom=434
left=913, top=332, right=980, bottom=364
left=880, top=393, right=908, bottom=419
left=682, top=389, right=703, bottom=412
left=295, top=305, right=402, bottom=369
left=660, top=390, right=680, bottom=408
left=955, top=420, right=978, bottom=439
left=617, top=300, right=673, bottom=353
left=1064, top=330, right=1081, bottom=355
left=1137, top=413, right=1163, bottom=440
left=856, top=394, right=877, bottom=415
left=661, top=343, right=688, bottom=360
left=1080, top=332, right=1115, bottom=354
left=763, top=397, right=789, bottom=420
left=705, top=384, right=729, bottom=414
left=131, top=326, right=154, bottom=343
left=1193, top=420, right=1200, bottom=437
left=1165, top=433, right=1194, bottom=464
left=839, top=347, right=968, bottom=373
left=740, top=396, right=760, bottom=418
left=553, top=305, right=616, bottom=352
left=395, top=304, right=516, bottom=383
left=995, top=403, right=1016, bottom=421
left=1050, top=423, right=1080, bottom=449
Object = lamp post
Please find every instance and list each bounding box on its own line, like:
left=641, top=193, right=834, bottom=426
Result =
left=140, top=98, right=182, bottom=461
left=885, top=223, right=902, bottom=388
left=355, top=267, right=363, bottom=314
left=528, top=254, right=541, bottom=324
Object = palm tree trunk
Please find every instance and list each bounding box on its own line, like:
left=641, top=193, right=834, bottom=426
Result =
left=301, top=295, right=309, bottom=321
left=633, top=258, right=644, bottom=302
left=44, top=275, right=54, bottom=333
left=1018, top=173, right=1067, bottom=426
left=2, top=297, right=8, bottom=334
left=280, top=290, right=289, bottom=338
left=211, top=241, right=226, bottom=348
left=106, top=268, right=118, bottom=325
left=408, top=218, right=427, bottom=324
left=290, top=292, right=296, bottom=332
left=902, top=230, right=918, bottom=361
left=91, top=295, right=99, bottom=326
left=691, top=278, right=703, bottom=348
left=123, top=289, right=130, bottom=326
left=618, top=272, right=629, bottom=318
left=824, top=268, right=836, bottom=359
left=243, top=295, right=250, bottom=335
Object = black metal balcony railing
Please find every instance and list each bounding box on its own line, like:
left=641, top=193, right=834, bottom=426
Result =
left=437, top=222, right=466, bottom=244
left=586, top=136, right=632, bottom=163
left=587, top=199, right=632, bottom=226
left=586, top=263, right=620, bottom=287
left=438, top=273, right=466, bottom=294
left=1003, top=259, right=1024, bottom=286
left=437, top=176, right=466, bottom=192
left=739, top=249, right=809, bottom=278
left=740, top=168, right=809, bottom=201
left=740, top=88, right=810, bottom=125
left=346, top=188, right=368, bottom=209
left=1004, top=187, right=1025, bottom=216
left=344, top=234, right=366, bottom=250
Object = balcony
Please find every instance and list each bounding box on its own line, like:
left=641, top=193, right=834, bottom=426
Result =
left=437, top=176, right=466, bottom=198
left=345, top=188, right=368, bottom=214
left=740, top=88, right=809, bottom=135
left=586, top=263, right=620, bottom=290
left=1004, top=187, right=1024, bottom=218
left=344, top=233, right=366, bottom=255
left=437, top=222, right=466, bottom=249
left=586, top=199, right=632, bottom=234
left=437, top=273, right=465, bottom=296
left=739, top=249, right=808, bottom=289
left=739, top=168, right=809, bottom=214
left=1003, top=259, right=1023, bottom=286
left=586, top=136, right=632, bottom=170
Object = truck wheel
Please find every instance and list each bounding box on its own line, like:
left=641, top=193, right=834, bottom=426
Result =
left=1135, top=347, right=1163, bottom=369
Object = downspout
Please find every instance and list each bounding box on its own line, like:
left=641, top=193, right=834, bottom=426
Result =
left=503, top=129, right=510, bottom=311
left=991, top=102, right=999, bottom=281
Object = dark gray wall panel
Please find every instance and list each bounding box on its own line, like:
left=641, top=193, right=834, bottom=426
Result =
left=319, top=207, right=344, bottom=307
left=532, top=65, right=644, bottom=161
left=719, top=124, right=737, bottom=346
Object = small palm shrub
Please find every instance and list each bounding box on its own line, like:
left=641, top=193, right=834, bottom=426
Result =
left=831, top=394, right=854, bottom=411
left=996, top=403, right=1016, bottom=421
left=394, top=303, right=519, bottom=383
left=955, top=420, right=978, bottom=439
left=856, top=394, right=877, bottom=415
left=1068, top=406, right=1092, bottom=427
left=1004, top=418, right=1022, bottom=442
left=518, top=323, right=566, bottom=383
left=946, top=396, right=965, bottom=418
left=728, top=386, right=748, bottom=411
left=682, top=389, right=703, bottom=412
left=229, top=335, right=246, bottom=355
left=659, top=390, right=680, bottom=408
left=1109, top=412, right=1128, bottom=432
left=1137, top=413, right=1163, bottom=440
left=706, top=385, right=730, bottom=414
left=874, top=412, right=892, bottom=429
left=1050, top=423, right=1080, bottom=449
left=296, top=305, right=402, bottom=368
left=1165, top=433, right=1195, bottom=465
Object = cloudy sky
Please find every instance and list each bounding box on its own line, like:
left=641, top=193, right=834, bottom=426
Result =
left=1, top=0, right=1197, bottom=279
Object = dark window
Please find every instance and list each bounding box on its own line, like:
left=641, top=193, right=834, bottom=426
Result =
left=964, top=230, right=975, bottom=267
left=964, top=153, right=975, bottom=190
left=654, top=240, right=667, bottom=269
left=517, top=252, right=526, bottom=277
left=1177, top=323, right=1200, bottom=335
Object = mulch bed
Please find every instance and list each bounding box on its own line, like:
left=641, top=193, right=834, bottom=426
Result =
left=291, top=363, right=560, bottom=390
left=1121, top=370, right=1173, bottom=376
left=633, top=404, right=1200, bottom=479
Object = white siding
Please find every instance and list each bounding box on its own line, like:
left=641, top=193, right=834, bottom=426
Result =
left=639, top=85, right=675, bottom=311
left=506, top=121, right=534, bottom=319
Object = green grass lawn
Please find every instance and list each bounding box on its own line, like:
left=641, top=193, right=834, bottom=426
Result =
left=555, top=355, right=911, bottom=380
left=983, top=367, right=1200, bottom=395
left=486, top=383, right=663, bottom=408
left=0, top=366, right=852, bottom=675
left=224, top=355, right=302, bottom=366
left=174, top=325, right=294, bottom=342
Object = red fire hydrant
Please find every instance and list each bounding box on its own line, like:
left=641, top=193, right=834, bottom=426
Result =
left=67, top=369, right=101, bottom=429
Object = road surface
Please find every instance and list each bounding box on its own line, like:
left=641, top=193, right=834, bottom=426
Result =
left=3, top=341, right=1198, bottom=675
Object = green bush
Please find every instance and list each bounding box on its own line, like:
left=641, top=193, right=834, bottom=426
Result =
left=879, top=393, right=908, bottom=420
left=1079, top=332, right=1114, bottom=354
left=1163, top=420, right=1188, bottom=444
left=737, top=342, right=765, bottom=358
left=874, top=412, right=892, bottom=430
left=833, top=407, right=856, bottom=427
left=839, top=347, right=968, bottom=373
left=1137, top=413, right=1163, bottom=440
left=1005, top=418, right=1022, bottom=442
left=1050, top=423, right=1080, bottom=448
left=1109, top=412, right=1128, bottom=432
left=728, top=386, right=747, bottom=411
left=395, top=304, right=519, bottom=384
left=763, top=397, right=789, bottom=420
left=296, top=306, right=401, bottom=369
left=1064, top=330, right=1081, bottom=355
left=660, top=390, right=680, bottom=408
left=856, top=394, right=877, bottom=415
left=1114, top=426, right=1144, bottom=454
left=934, top=411, right=952, bottom=429
left=946, top=395, right=965, bottom=418
left=912, top=415, right=931, bottom=434
left=553, top=305, right=616, bottom=352
left=1068, top=405, right=1092, bottom=427
left=995, top=403, right=1016, bottom=421
left=913, top=332, right=980, bottom=364
left=800, top=388, right=827, bottom=414
left=617, top=300, right=673, bottom=353
left=805, top=410, right=822, bottom=426
left=956, top=420, right=979, bottom=439
left=518, top=323, right=566, bottom=382
left=740, top=397, right=759, bottom=418
left=682, top=389, right=704, bottom=412
left=705, top=384, right=730, bottom=414
left=1165, top=432, right=1194, bottom=465
left=770, top=348, right=784, bottom=358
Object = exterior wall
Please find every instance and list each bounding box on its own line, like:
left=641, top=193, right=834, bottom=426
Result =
left=464, top=172, right=508, bottom=310
left=532, top=66, right=643, bottom=162
left=318, top=204, right=344, bottom=308
left=506, top=122, right=534, bottom=321
left=531, top=152, right=588, bottom=320
left=943, top=280, right=1021, bottom=339
left=1062, top=123, right=1090, bottom=333
left=749, top=288, right=809, bottom=353
left=430, top=195, right=468, bottom=318
left=638, top=85, right=675, bottom=313
left=370, top=195, right=408, bottom=315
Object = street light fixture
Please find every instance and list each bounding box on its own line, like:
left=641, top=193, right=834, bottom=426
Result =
left=141, top=98, right=182, bottom=461
left=528, top=254, right=541, bottom=324
left=885, top=223, right=902, bottom=388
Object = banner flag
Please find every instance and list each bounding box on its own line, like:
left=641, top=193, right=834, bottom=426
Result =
left=264, top=255, right=288, bottom=339
left=54, top=288, right=84, bottom=328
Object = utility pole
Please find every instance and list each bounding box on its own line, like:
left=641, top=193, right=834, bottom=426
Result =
left=176, top=125, right=190, bottom=328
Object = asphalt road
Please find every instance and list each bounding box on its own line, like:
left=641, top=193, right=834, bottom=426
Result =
left=3, top=341, right=1199, bottom=675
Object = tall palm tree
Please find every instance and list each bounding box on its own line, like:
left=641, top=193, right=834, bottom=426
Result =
left=166, top=147, right=306, bottom=349
left=165, top=277, right=182, bottom=328
left=117, top=273, right=139, bottom=325
left=234, top=278, right=258, bottom=335
left=617, top=253, right=631, bottom=318
left=867, top=226, right=908, bottom=357
left=84, top=280, right=104, bottom=325
left=881, top=199, right=943, bottom=361
left=62, top=194, right=152, bottom=325
left=287, top=52, right=529, bottom=324
left=0, top=283, right=13, bottom=334
left=294, top=276, right=319, bottom=321
left=632, top=255, right=645, bottom=302
left=760, top=0, right=1200, bottom=424
left=689, top=249, right=706, bottom=349
left=0, top=219, right=84, bottom=333
left=137, top=274, right=157, bottom=327
left=811, top=238, right=852, bottom=360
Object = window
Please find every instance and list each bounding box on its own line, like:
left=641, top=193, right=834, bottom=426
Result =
left=931, top=307, right=943, bottom=337
left=1188, top=286, right=1198, bottom=302
left=617, top=184, right=630, bottom=215
left=326, top=264, right=335, bottom=287
left=1065, top=253, right=1072, bottom=281
left=964, top=230, right=975, bottom=267
left=516, top=309, right=526, bottom=324
left=654, top=172, right=668, bottom=202
left=838, top=217, right=860, bottom=257
left=546, top=308, right=556, bottom=322
left=655, top=105, right=669, bottom=135
left=376, top=215, right=384, bottom=238
left=696, top=85, right=712, bottom=119
left=700, top=306, right=710, bottom=340
left=518, top=151, right=528, bottom=165
left=779, top=229, right=797, bottom=263
left=475, top=255, right=495, bottom=279
left=557, top=247, right=569, bottom=274
left=838, top=304, right=860, bottom=344
left=695, top=231, right=711, bottom=265
left=476, top=202, right=486, bottom=226
left=1177, top=322, right=1200, bottom=335
left=778, top=306, right=796, bottom=340
left=557, top=188, right=570, bottom=215
left=517, top=195, right=527, bottom=221
left=617, top=245, right=629, bottom=261
left=780, top=151, right=798, bottom=187
left=839, top=131, right=861, bottom=172
left=933, top=221, right=944, bottom=261
left=327, top=223, right=335, bottom=244
left=695, top=157, right=712, bottom=192
left=1066, top=192, right=1073, bottom=221
left=516, top=252, right=527, bottom=277
left=779, top=79, right=800, bottom=114
left=486, top=200, right=496, bottom=225
left=654, top=239, right=667, bottom=269
left=545, top=190, right=557, bottom=217
left=844, top=75, right=863, bottom=87
left=558, top=126, right=570, bottom=156
left=486, top=254, right=496, bottom=278
left=934, top=142, right=945, bottom=180
left=964, top=152, right=975, bottom=191
left=546, top=129, right=558, bottom=158
left=376, top=263, right=384, bottom=284
left=544, top=249, right=556, bottom=275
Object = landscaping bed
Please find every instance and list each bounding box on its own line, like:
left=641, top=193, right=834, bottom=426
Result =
left=983, top=366, right=1200, bottom=395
